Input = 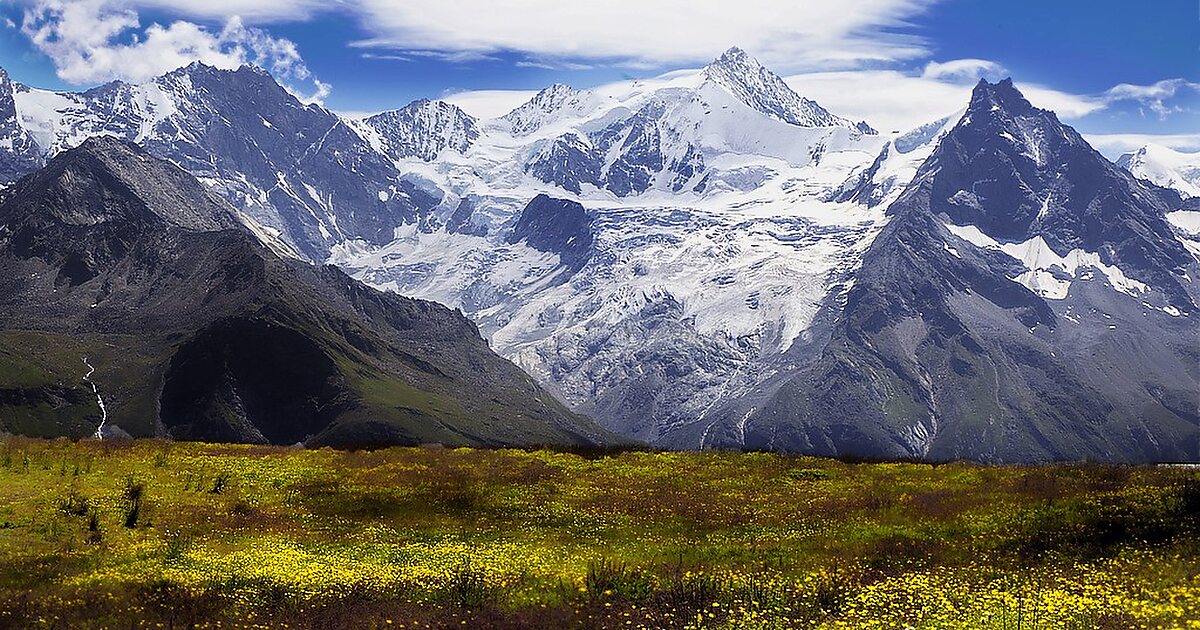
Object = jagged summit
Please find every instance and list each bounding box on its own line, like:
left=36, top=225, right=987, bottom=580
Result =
left=701, top=46, right=870, bottom=132
left=2, top=136, right=240, bottom=233
left=929, top=77, right=1189, bottom=265
left=364, top=98, right=480, bottom=161
left=502, top=83, right=583, bottom=136
left=967, top=77, right=1038, bottom=116
left=707, top=46, right=752, bottom=68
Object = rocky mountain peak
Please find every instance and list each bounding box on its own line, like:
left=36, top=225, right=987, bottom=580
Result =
left=967, top=78, right=1037, bottom=117
left=364, top=98, right=480, bottom=161
left=4, top=136, right=240, bottom=233
left=706, top=46, right=754, bottom=71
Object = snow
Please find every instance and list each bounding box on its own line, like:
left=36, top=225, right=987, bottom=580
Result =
left=1118, top=144, right=1200, bottom=198
left=6, top=51, right=1187, bottom=446
left=945, top=223, right=1149, bottom=299
left=319, top=57, right=937, bottom=433
left=1166, top=211, right=1200, bottom=236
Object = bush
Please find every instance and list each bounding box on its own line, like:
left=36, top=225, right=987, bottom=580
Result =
left=440, top=564, right=496, bottom=608
left=122, top=477, right=146, bottom=528
left=585, top=559, right=654, bottom=601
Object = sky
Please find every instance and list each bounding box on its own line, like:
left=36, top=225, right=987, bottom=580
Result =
left=0, top=0, right=1196, bottom=156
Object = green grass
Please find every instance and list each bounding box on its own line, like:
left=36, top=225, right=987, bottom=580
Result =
left=0, top=438, right=1196, bottom=629
left=0, top=331, right=168, bottom=437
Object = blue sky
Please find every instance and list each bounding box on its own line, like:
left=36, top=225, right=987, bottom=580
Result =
left=0, top=0, right=1195, bottom=155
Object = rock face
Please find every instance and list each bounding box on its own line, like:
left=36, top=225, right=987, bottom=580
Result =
left=506, top=195, right=594, bottom=273
left=0, top=137, right=614, bottom=448
left=699, top=80, right=1199, bottom=463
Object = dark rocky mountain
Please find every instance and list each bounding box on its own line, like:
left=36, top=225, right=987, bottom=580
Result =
left=0, top=137, right=613, bottom=448
left=506, top=194, right=594, bottom=273
left=693, top=79, right=1199, bottom=463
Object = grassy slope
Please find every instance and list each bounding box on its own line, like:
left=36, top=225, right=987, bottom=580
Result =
left=0, top=438, right=1195, bottom=629
left=0, top=326, right=602, bottom=448
left=0, top=331, right=168, bottom=438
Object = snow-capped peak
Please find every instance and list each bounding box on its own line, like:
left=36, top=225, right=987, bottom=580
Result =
left=364, top=99, right=480, bottom=162
left=700, top=46, right=870, bottom=132
left=1117, top=143, right=1200, bottom=198
left=501, top=83, right=592, bottom=137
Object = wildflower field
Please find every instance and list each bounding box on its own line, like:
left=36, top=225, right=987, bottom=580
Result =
left=0, top=439, right=1196, bottom=629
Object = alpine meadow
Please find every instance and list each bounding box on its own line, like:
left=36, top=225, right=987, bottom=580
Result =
left=0, top=0, right=1196, bottom=628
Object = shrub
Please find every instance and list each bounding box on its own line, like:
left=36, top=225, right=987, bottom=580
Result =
left=440, top=564, right=496, bottom=608
left=122, top=477, right=146, bottom=528
left=585, top=559, right=654, bottom=601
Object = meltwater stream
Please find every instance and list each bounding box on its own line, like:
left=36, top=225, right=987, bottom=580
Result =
left=82, top=357, right=108, bottom=439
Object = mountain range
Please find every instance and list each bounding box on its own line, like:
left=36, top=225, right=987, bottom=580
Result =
left=0, top=48, right=1195, bottom=462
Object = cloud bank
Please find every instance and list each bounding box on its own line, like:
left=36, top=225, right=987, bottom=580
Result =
left=346, top=0, right=942, bottom=71
left=18, top=0, right=329, bottom=101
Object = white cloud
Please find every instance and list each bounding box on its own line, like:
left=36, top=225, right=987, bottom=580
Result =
left=786, top=70, right=969, bottom=132
left=1102, top=79, right=1199, bottom=119
left=1016, top=85, right=1106, bottom=118
left=19, top=0, right=328, bottom=101
left=349, top=0, right=941, bottom=71
left=1084, top=133, right=1200, bottom=159
left=100, top=0, right=327, bottom=22
left=785, top=68, right=1099, bottom=133
left=441, top=89, right=539, bottom=119
left=515, top=60, right=595, bottom=72
left=920, top=58, right=1003, bottom=82
left=785, top=61, right=1170, bottom=133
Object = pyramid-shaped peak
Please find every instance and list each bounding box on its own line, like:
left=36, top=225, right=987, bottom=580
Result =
left=4, top=135, right=240, bottom=232
left=701, top=46, right=862, bottom=130
left=502, top=82, right=583, bottom=135
left=714, top=46, right=751, bottom=63
left=705, top=46, right=765, bottom=74
left=968, top=78, right=1037, bottom=116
